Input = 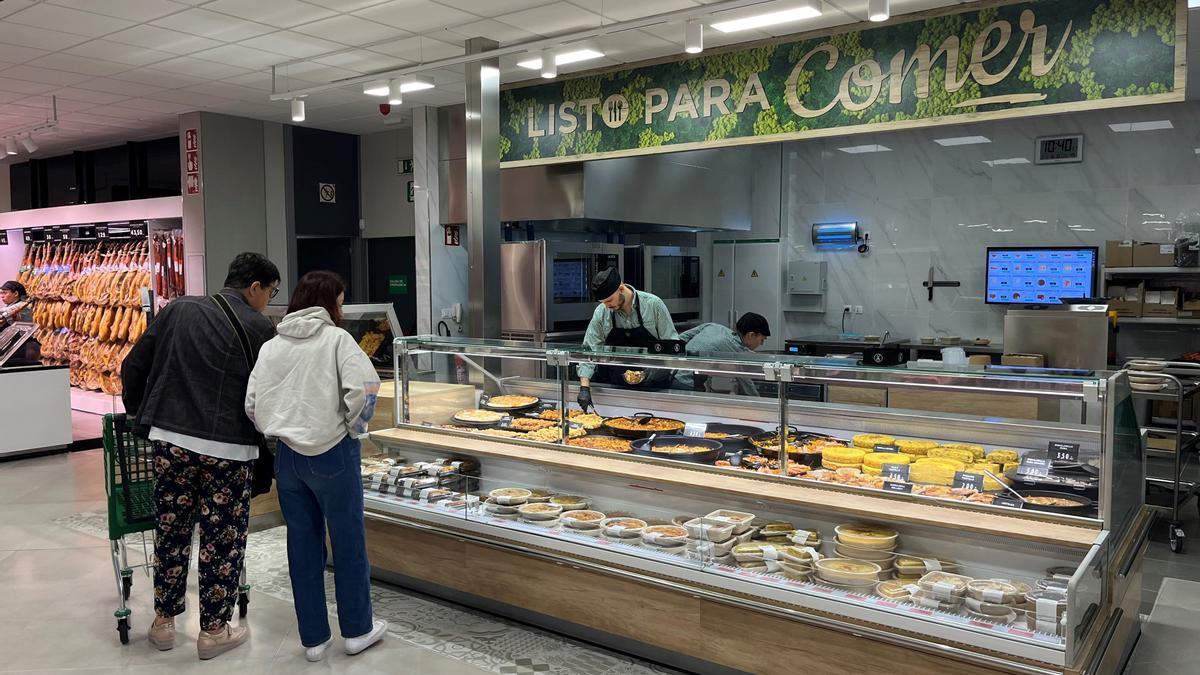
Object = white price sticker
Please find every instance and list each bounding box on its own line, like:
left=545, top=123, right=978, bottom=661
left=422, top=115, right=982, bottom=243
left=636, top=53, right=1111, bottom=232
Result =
left=922, top=558, right=942, bottom=572
left=683, top=422, right=708, bottom=437
left=933, top=581, right=956, bottom=601
left=761, top=545, right=779, bottom=561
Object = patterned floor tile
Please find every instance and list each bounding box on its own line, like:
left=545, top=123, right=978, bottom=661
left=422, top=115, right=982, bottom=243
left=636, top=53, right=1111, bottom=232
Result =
left=54, top=512, right=682, bottom=675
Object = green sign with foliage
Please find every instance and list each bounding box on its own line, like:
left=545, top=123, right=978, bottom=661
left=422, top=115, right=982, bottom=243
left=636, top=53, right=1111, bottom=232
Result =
left=501, top=0, right=1183, bottom=165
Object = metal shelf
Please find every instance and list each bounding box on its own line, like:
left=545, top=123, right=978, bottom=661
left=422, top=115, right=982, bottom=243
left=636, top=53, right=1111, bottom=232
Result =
left=1117, top=317, right=1200, bottom=325
left=1106, top=267, right=1200, bottom=276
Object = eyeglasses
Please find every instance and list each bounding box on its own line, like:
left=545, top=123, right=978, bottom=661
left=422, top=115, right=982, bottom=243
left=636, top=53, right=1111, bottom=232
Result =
left=269, top=285, right=280, bottom=299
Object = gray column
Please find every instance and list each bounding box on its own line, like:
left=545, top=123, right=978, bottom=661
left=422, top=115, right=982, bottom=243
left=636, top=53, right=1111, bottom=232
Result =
left=464, top=37, right=501, bottom=339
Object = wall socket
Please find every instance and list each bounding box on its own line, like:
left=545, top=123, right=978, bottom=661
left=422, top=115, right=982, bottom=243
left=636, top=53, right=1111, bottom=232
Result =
left=842, top=305, right=852, bottom=313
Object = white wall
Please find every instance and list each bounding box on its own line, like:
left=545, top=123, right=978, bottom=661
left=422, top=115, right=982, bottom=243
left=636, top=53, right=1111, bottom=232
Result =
left=361, top=128, right=415, bottom=238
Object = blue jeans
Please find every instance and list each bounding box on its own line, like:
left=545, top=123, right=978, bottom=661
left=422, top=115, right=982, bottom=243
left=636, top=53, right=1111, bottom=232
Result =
left=275, top=436, right=373, bottom=647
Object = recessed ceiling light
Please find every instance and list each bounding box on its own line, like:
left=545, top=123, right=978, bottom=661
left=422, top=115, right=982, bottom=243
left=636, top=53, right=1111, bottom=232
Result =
left=711, top=1, right=822, bottom=33
left=1108, top=120, right=1173, bottom=132
left=982, top=157, right=1030, bottom=166
left=517, top=48, right=605, bottom=70
left=838, top=144, right=891, bottom=154
left=934, top=135, right=991, bottom=146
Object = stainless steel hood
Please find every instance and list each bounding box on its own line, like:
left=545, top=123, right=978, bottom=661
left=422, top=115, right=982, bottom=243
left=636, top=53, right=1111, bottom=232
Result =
left=437, top=105, right=754, bottom=231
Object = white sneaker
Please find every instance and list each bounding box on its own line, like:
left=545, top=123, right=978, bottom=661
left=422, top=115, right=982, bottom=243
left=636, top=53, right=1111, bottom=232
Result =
left=305, top=637, right=334, bottom=662
left=344, top=619, right=387, bottom=655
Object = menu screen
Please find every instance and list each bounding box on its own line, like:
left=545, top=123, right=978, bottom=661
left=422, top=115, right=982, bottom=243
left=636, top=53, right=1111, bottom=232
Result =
left=985, top=247, right=1097, bottom=304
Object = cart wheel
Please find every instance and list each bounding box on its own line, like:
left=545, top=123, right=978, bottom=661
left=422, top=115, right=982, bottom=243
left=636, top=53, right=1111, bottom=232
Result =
left=117, top=617, right=130, bottom=645
left=122, top=576, right=132, bottom=602
left=238, top=592, right=249, bottom=618
left=1170, top=525, right=1186, bottom=554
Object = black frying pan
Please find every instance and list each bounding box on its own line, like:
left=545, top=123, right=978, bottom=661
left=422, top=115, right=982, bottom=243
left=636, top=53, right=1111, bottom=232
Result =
left=703, top=423, right=764, bottom=452
left=602, top=412, right=686, bottom=439
left=630, top=435, right=723, bottom=464
left=1016, top=490, right=1095, bottom=515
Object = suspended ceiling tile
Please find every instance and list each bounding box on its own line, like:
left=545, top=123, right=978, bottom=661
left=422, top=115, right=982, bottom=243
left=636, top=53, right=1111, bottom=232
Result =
left=190, top=44, right=291, bottom=70
left=27, top=53, right=133, bottom=77
left=145, top=88, right=236, bottom=107
left=280, top=60, right=362, bottom=81
left=15, top=94, right=94, bottom=112
left=313, top=49, right=409, bottom=73
left=0, top=76, right=58, bottom=95
left=494, top=2, right=603, bottom=36
left=109, top=67, right=209, bottom=88
left=293, top=14, right=412, bottom=45
left=74, top=77, right=162, bottom=97
left=0, top=91, right=30, bottom=104
left=445, top=18, right=540, bottom=46
left=591, top=28, right=681, bottom=62
left=0, top=1, right=37, bottom=19
left=589, top=0, right=700, bottom=22
left=54, top=85, right=138, bottom=104
left=46, top=0, right=187, bottom=22
left=151, top=9, right=278, bottom=43
left=148, top=55, right=254, bottom=80
left=240, top=31, right=345, bottom=59
left=0, top=23, right=91, bottom=51
left=182, top=80, right=275, bottom=102
left=0, top=44, right=50, bottom=65
left=63, top=40, right=176, bottom=67
left=304, top=0, right=394, bottom=10
left=5, top=3, right=135, bottom=38
left=353, top=1, right=479, bottom=34
left=106, top=25, right=223, bottom=54
left=369, top=35, right=462, bottom=63
left=203, top=0, right=338, bottom=28
left=0, top=65, right=93, bottom=87
left=111, top=98, right=193, bottom=114
left=83, top=104, right=159, bottom=119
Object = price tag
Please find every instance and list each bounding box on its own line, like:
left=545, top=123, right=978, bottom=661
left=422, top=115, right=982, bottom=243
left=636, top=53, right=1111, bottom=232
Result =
left=881, top=463, right=909, bottom=482
left=993, top=496, right=1024, bottom=509
left=874, top=443, right=898, bottom=453
left=540, top=402, right=557, bottom=411
left=129, top=221, right=148, bottom=237
left=683, top=422, right=708, bottom=437
left=0, top=230, right=7, bottom=245
left=569, top=422, right=582, bottom=430
left=22, top=229, right=32, bottom=244
left=883, top=481, right=912, bottom=494
left=57, top=226, right=71, bottom=241
left=1017, top=456, right=1051, bottom=478
left=501, top=415, right=513, bottom=425
left=478, top=394, right=490, bottom=406
left=1048, top=441, right=1079, bottom=463
left=421, top=421, right=434, bottom=427
left=953, top=471, right=984, bottom=492
left=95, top=225, right=109, bottom=240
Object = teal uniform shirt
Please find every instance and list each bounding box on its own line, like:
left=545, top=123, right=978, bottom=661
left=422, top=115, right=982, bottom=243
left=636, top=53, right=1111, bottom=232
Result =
left=672, top=323, right=759, bottom=396
left=578, top=286, right=679, bottom=381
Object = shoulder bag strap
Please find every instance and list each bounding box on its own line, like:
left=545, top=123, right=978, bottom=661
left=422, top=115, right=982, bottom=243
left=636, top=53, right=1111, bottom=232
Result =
left=211, top=293, right=255, bottom=369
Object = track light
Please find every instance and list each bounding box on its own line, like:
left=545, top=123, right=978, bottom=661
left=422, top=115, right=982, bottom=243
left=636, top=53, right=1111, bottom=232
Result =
left=685, top=20, right=703, bottom=54
left=4, top=138, right=15, bottom=156
left=388, top=79, right=402, bottom=105
left=868, top=0, right=889, bottom=22
left=19, top=136, right=37, bottom=153
left=291, top=98, right=305, bottom=123
left=540, top=48, right=557, bottom=79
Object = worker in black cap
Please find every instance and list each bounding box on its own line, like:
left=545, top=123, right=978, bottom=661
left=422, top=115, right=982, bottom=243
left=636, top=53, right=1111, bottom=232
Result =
left=672, top=312, right=772, bottom=396
left=0, top=280, right=32, bottom=327
left=577, top=267, right=679, bottom=411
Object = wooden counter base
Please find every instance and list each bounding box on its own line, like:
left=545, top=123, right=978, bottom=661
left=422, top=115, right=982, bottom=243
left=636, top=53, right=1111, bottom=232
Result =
left=366, top=514, right=1043, bottom=675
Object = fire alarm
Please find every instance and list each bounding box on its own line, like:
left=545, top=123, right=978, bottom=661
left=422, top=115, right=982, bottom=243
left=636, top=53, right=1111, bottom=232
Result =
left=379, top=103, right=391, bottom=116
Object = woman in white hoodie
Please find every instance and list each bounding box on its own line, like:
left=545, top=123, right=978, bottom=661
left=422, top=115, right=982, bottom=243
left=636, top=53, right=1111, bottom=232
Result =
left=245, top=271, right=385, bottom=662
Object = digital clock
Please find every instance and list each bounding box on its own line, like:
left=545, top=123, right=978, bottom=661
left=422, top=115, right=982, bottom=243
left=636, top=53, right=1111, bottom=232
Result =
left=1035, top=134, right=1084, bottom=164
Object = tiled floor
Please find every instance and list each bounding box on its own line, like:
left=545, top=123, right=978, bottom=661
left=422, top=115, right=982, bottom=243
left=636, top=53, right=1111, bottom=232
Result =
left=7, top=446, right=1200, bottom=674
left=70, top=410, right=104, bottom=448
left=0, top=449, right=677, bottom=675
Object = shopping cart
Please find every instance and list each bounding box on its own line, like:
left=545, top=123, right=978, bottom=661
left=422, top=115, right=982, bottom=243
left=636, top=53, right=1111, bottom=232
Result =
left=104, top=414, right=251, bottom=645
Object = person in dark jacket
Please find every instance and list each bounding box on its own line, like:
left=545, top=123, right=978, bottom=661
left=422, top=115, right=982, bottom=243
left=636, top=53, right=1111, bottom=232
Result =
left=121, top=252, right=279, bottom=661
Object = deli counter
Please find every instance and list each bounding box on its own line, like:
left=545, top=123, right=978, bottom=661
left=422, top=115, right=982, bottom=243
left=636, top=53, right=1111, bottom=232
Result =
left=364, top=336, right=1149, bottom=675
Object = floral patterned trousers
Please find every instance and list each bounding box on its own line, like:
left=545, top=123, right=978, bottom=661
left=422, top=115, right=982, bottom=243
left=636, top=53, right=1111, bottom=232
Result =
left=152, top=443, right=252, bottom=632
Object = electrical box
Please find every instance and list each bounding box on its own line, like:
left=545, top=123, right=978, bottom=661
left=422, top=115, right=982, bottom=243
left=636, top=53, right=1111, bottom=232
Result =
left=787, top=260, right=826, bottom=295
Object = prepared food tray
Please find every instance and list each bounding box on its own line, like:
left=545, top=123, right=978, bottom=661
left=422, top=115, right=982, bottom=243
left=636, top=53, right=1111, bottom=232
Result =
left=567, top=436, right=633, bottom=453
left=481, top=394, right=540, bottom=410
left=452, top=409, right=505, bottom=425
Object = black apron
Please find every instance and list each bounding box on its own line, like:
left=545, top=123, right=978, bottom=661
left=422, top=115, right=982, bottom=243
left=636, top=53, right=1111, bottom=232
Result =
left=596, top=294, right=672, bottom=389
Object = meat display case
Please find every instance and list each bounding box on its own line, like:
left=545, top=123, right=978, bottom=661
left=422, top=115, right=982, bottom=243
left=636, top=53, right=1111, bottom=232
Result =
left=364, top=336, right=1149, bottom=675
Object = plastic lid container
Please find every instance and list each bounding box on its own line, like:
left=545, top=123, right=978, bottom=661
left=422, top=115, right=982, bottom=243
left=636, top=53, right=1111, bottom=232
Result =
left=704, top=509, right=756, bottom=535
left=895, top=555, right=958, bottom=574
left=641, top=525, right=688, bottom=547
left=967, top=579, right=1020, bottom=605
left=916, top=571, right=972, bottom=600
left=520, top=516, right=561, bottom=528
left=685, top=536, right=736, bottom=557
left=910, top=588, right=963, bottom=610
left=516, top=502, right=562, bottom=520
left=683, top=517, right=736, bottom=543
left=601, top=517, right=647, bottom=538
left=835, top=540, right=899, bottom=562
left=815, top=558, right=882, bottom=585
left=488, top=488, right=532, bottom=505
left=875, top=579, right=915, bottom=600
left=834, top=524, right=899, bottom=550
left=560, top=510, right=605, bottom=529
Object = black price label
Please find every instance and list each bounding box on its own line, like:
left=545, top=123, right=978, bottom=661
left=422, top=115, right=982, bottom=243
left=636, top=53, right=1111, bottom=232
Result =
left=541, top=402, right=557, bottom=411
left=501, top=415, right=513, bottom=424
left=874, top=443, right=898, bottom=453
left=57, top=226, right=71, bottom=241
left=0, top=230, right=7, bottom=245
left=22, top=229, right=32, bottom=244
left=28, top=228, right=45, bottom=242
left=569, top=422, right=583, bottom=430
left=129, top=222, right=147, bottom=237
left=993, top=496, right=1024, bottom=509
left=421, top=421, right=433, bottom=427
left=478, top=395, right=490, bottom=405
left=1048, top=441, right=1079, bottom=463
left=953, top=471, right=985, bottom=491
left=95, top=225, right=108, bottom=240
left=883, top=481, right=913, bottom=494
left=881, top=463, right=910, bottom=482
left=1017, top=456, right=1051, bottom=477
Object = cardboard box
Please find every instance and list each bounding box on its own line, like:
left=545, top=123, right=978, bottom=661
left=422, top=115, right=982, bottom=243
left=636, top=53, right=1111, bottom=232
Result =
left=1146, top=430, right=1178, bottom=453
left=1105, top=240, right=1134, bottom=267
left=1143, top=288, right=1179, bottom=317
left=1107, top=282, right=1145, bottom=317
left=1133, top=242, right=1178, bottom=267
left=968, top=354, right=992, bottom=366
left=1001, top=353, right=1045, bottom=367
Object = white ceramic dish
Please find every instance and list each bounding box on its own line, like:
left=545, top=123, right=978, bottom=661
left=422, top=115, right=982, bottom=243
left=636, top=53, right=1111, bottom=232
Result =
left=488, top=488, right=532, bottom=506
left=560, top=510, right=605, bottom=529
left=601, top=517, right=648, bottom=539
left=517, top=502, right=563, bottom=521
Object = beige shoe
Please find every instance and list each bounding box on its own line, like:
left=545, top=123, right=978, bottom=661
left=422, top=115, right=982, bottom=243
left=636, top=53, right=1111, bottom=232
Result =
left=196, top=623, right=250, bottom=660
left=148, top=618, right=175, bottom=651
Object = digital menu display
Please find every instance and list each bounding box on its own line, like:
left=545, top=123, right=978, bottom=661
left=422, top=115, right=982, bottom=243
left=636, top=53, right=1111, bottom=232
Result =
left=985, top=247, right=1097, bottom=304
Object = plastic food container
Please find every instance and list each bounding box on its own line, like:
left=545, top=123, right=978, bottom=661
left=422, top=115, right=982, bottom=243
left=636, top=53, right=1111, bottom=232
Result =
left=683, top=517, right=736, bottom=543
left=685, top=537, right=736, bottom=557
left=777, top=559, right=812, bottom=580
left=787, top=528, right=821, bottom=547
left=549, top=495, right=589, bottom=511
left=916, top=571, right=972, bottom=600
left=895, top=556, right=957, bottom=575
left=601, top=517, right=648, bottom=538
left=1023, top=590, right=1068, bottom=635
left=911, top=588, right=964, bottom=610
left=520, top=516, right=561, bottom=528
left=642, top=525, right=689, bottom=547
left=560, top=510, right=605, bottom=529
left=704, top=509, right=756, bottom=535
left=1036, top=577, right=1069, bottom=593
left=815, top=558, right=882, bottom=585
left=834, top=524, right=899, bottom=550
left=517, top=502, right=562, bottom=520
left=488, top=488, right=532, bottom=506
left=875, top=579, right=915, bottom=600
left=756, top=521, right=796, bottom=539
left=966, top=607, right=1018, bottom=624
left=483, top=499, right=520, bottom=515
left=733, top=527, right=759, bottom=545
left=965, top=596, right=1017, bottom=616
left=967, top=579, right=1020, bottom=605
left=835, top=541, right=899, bottom=563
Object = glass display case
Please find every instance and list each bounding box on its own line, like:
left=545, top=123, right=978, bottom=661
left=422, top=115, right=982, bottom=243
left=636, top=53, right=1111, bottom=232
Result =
left=364, top=336, right=1149, bottom=674
left=264, top=302, right=399, bottom=374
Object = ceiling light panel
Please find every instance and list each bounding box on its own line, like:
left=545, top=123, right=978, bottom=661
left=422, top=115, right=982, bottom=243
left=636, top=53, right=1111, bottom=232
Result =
left=934, top=135, right=992, bottom=146
left=516, top=48, right=605, bottom=70
left=838, top=144, right=891, bottom=154
left=1108, top=120, right=1174, bottom=132
left=711, top=1, right=823, bottom=33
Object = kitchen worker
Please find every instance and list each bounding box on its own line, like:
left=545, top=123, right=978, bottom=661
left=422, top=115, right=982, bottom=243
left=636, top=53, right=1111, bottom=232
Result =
left=577, top=267, right=679, bottom=411
left=0, top=280, right=32, bottom=327
left=672, top=312, right=771, bottom=396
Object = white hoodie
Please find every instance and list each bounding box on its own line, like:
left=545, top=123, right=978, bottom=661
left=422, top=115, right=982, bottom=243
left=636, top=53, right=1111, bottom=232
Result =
left=246, top=306, right=381, bottom=456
